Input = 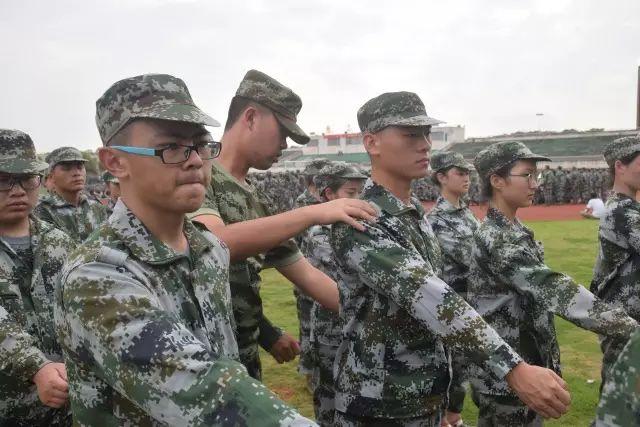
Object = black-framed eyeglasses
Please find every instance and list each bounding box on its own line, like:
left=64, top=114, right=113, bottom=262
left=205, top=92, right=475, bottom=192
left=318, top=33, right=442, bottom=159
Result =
left=508, top=172, right=542, bottom=183
left=0, top=174, right=42, bottom=191
left=110, top=140, right=222, bottom=164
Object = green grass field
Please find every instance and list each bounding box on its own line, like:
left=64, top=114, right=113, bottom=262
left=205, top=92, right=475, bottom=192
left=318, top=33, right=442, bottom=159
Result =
left=259, top=219, right=604, bottom=426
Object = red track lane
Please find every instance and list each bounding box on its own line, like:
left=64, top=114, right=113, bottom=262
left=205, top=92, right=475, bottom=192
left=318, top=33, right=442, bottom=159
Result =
left=421, top=202, right=587, bottom=221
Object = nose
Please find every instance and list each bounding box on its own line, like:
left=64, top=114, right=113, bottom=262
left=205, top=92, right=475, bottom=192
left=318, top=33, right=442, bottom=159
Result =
left=183, top=146, right=204, bottom=169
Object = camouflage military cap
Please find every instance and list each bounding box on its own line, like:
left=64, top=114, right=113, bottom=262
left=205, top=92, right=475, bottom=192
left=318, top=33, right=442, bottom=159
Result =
left=95, top=74, right=220, bottom=144
left=357, top=91, right=443, bottom=134
left=302, top=158, right=331, bottom=176
left=474, top=141, right=551, bottom=179
left=0, top=129, right=49, bottom=174
left=101, top=170, right=119, bottom=184
left=603, top=135, right=640, bottom=167
left=45, top=146, right=87, bottom=168
left=235, top=69, right=310, bottom=145
left=314, top=161, right=368, bottom=196
left=430, top=151, right=473, bottom=172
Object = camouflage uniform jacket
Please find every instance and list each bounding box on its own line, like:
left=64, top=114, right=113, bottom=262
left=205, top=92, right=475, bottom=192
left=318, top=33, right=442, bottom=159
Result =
left=301, top=224, right=341, bottom=346
left=0, top=216, right=73, bottom=419
left=329, top=179, right=523, bottom=418
left=190, top=162, right=302, bottom=362
left=596, top=327, right=640, bottom=427
left=55, top=200, right=312, bottom=426
left=591, top=193, right=640, bottom=322
left=468, top=207, right=637, bottom=396
left=294, top=189, right=320, bottom=247
left=35, top=190, right=110, bottom=242
left=427, top=196, right=480, bottom=298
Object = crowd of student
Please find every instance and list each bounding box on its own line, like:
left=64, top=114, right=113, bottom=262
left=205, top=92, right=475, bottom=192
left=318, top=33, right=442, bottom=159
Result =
left=0, top=68, right=638, bottom=427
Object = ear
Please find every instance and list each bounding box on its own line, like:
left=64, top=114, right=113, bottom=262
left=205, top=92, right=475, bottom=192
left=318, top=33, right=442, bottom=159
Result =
left=98, top=147, right=128, bottom=181
left=363, top=132, right=380, bottom=157
left=614, top=159, right=625, bottom=176
left=490, top=174, right=506, bottom=192
left=436, top=171, right=447, bottom=186
left=242, top=105, right=258, bottom=131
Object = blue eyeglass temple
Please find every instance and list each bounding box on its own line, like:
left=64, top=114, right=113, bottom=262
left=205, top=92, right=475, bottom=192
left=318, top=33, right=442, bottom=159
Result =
left=109, top=146, right=158, bottom=156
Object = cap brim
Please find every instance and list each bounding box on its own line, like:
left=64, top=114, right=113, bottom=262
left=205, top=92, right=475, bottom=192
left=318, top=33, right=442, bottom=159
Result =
left=274, top=113, right=310, bottom=145
left=0, top=159, right=49, bottom=174
left=393, top=115, right=445, bottom=128
left=521, top=154, right=552, bottom=162
left=136, top=104, right=220, bottom=128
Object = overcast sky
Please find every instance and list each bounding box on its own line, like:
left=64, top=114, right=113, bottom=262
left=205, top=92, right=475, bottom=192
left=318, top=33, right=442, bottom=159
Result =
left=1, top=0, right=639, bottom=152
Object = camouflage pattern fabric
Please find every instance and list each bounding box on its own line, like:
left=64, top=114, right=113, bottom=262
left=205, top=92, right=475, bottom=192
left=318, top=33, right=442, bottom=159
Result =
left=0, top=129, right=49, bottom=174
left=0, top=216, right=73, bottom=426
left=190, top=161, right=302, bottom=380
left=300, top=223, right=342, bottom=425
left=334, top=410, right=441, bottom=427
left=357, top=92, right=443, bottom=134
left=591, top=192, right=640, bottom=387
left=467, top=207, right=637, bottom=402
left=313, top=162, right=367, bottom=197
left=429, top=151, right=473, bottom=173
left=235, top=69, right=309, bottom=144
left=427, top=196, right=480, bottom=414
left=602, top=135, right=640, bottom=167
left=95, top=73, right=219, bottom=144
left=45, top=147, right=86, bottom=167
left=293, top=188, right=321, bottom=376
left=472, top=392, right=542, bottom=427
left=34, top=190, right=109, bottom=242
left=55, top=200, right=313, bottom=426
left=595, top=328, right=640, bottom=427
left=329, top=179, right=524, bottom=419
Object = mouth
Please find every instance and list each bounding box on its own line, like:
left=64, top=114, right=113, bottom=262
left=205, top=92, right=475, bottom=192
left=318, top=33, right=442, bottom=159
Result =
left=6, top=202, right=29, bottom=209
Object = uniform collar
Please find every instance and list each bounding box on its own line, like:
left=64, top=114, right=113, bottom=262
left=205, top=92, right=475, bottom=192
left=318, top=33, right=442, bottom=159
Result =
left=432, top=195, right=467, bottom=213
left=41, top=190, right=88, bottom=208
left=0, top=215, right=46, bottom=258
left=108, top=199, right=211, bottom=264
left=362, top=178, right=425, bottom=217
left=486, top=207, right=532, bottom=238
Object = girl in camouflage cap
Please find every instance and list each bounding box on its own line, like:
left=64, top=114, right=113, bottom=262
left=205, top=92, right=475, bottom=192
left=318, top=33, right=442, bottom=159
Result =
left=427, top=151, right=479, bottom=427
left=467, top=141, right=637, bottom=426
left=298, top=161, right=367, bottom=426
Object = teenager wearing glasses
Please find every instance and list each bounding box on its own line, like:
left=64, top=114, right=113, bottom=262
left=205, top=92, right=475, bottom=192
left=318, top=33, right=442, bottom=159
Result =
left=467, top=141, right=637, bottom=427
left=0, top=129, right=74, bottom=426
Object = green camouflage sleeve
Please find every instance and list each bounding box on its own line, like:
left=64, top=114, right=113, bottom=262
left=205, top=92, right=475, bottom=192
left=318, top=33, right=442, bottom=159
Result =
left=596, top=329, right=640, bottom=427
left=491, top=241, right=637, bottom=339
left=0, top=304, right=50, bottom=383
left=59, top=262, right=312, bottom=426
left=332, top=223, right=522, bottom=380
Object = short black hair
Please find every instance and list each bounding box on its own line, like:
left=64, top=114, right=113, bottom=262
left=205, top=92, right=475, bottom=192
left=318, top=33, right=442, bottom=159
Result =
left=481, top=161, right=515, bottom=199
left=430, top=166, right=454, bottom=187
left=225, top=96, right=256, bottom=131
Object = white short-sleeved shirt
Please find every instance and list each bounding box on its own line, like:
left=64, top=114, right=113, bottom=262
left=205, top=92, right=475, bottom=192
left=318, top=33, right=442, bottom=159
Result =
left=587, top=198, right=606, bottom=218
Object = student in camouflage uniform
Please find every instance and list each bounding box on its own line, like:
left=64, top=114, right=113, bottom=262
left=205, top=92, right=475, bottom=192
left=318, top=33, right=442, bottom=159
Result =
left=295, top=159, right=331, bottom=384
left=101, top=170, right=120, bottom=211
left=299, top=162, right=367, bottom=426
left=55, top=73, right=315, bottom=426
left=330, top=91, right=573, bottom=427
left=427, top=151, right=480, bottom=427
left=595, top=328, right=640, bottom=427
left=35, top=147, right=109, bottom=242
left=541, top=165, right=555, bottom=205
left=190, top=70, right=377, bottom=381
left=468, top=141, right=638, bottom=427
left=0, top=129, right=74, bottom=426
left=591, top=135, right=640, bottom=397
